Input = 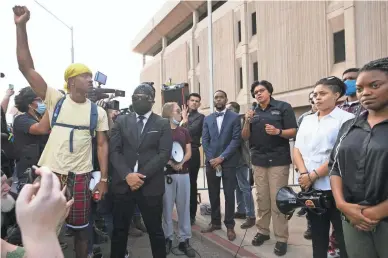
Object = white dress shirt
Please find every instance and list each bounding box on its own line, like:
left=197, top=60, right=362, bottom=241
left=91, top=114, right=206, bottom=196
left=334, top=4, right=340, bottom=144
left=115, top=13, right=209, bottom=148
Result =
left=215, top=109, right=226, bottom=133
left=134, top=110, right=152, bottom=172
left=295, top=107, right=354, bottom=190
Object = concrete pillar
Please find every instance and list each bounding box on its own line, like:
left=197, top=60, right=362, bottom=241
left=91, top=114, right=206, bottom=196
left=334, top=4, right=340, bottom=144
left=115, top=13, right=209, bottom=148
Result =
left=160, top=36, right=167, bottom=86
left=188, top=10, right=199, bottom=93
left=344, top=1, right=357, bottom=68
left=240, top=2, right=250, bottom=108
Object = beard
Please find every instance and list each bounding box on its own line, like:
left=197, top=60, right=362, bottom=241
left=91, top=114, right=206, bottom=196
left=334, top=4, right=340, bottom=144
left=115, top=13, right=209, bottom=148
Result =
left=1, top=194, right=16, bottom=213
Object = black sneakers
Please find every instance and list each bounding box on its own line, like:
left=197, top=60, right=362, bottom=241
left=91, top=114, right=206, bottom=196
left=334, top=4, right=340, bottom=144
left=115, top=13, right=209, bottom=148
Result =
left=251, top=233, right=270, bottom=246
left=178, top=240, right=196, bottom=257
left=274, top=242, right=287, bottom=256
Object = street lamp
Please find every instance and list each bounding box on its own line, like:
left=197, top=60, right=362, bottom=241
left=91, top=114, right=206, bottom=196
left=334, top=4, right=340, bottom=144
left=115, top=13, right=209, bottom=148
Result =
left=33, top=0, right=74, bottom=63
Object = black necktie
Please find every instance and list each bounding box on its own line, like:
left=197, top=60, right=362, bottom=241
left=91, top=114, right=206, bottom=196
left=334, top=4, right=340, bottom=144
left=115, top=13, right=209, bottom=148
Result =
left=137, top=115, right=145, bottom=140
left=215, top=112, right=224, bottom=117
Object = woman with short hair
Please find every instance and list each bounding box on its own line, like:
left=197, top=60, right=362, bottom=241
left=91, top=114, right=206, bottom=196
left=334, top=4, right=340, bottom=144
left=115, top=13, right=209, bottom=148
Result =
left=294, top=76, right=353, bottom=258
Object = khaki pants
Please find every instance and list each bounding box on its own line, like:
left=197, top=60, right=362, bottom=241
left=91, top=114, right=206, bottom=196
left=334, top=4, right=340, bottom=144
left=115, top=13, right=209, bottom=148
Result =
left=253, top=165, right=289, bottom=242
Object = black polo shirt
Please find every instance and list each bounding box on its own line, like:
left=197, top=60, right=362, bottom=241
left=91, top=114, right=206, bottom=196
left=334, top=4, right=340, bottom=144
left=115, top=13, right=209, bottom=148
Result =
left=329, top=112, right=388, bottom=217
left=249, top=98, right=297, bottom=167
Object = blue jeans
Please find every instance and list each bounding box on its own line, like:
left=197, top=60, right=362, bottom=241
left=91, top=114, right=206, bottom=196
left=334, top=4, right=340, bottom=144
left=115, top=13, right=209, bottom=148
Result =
left=235, top=165, right=255, bottom=218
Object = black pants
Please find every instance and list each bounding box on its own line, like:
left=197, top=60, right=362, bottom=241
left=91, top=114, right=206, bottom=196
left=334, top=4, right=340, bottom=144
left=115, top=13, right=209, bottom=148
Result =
left=110, top=191, right=165, bottom=258
left=308, top=193, right=348, bottom=258
left=206, top=166, right=237, bottom=228
left=189, top=148, right=201, bottom=219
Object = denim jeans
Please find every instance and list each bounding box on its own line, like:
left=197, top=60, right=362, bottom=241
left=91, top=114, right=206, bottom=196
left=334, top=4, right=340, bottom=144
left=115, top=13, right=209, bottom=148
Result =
left=235, top=165, right=255, bottom=218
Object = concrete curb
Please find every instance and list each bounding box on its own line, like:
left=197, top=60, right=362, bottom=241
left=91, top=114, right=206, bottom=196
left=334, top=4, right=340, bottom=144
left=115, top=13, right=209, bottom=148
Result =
left=172, top=213, right=260, bottom=258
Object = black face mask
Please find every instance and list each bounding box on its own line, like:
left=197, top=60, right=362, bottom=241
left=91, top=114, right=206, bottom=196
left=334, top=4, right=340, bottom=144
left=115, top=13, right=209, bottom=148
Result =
left=132, top=100, right=152, bottom=115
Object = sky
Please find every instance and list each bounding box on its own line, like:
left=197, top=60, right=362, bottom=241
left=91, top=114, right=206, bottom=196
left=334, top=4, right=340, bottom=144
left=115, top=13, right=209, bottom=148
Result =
left=0, top=0, right=166, bottom=121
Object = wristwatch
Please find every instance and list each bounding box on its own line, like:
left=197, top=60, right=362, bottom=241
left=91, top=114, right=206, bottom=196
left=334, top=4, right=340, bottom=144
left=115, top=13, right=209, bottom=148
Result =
left=100, top=178, right=108, bottom=183
left=277, top=129, right=283, bottom=136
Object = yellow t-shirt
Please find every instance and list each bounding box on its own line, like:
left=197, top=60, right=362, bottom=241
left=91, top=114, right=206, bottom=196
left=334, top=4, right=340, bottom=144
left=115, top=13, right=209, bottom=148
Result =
left=38, top=87, right=109, bottom=175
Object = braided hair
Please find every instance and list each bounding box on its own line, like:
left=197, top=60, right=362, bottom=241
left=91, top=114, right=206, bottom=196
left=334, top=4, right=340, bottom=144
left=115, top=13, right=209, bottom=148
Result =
left=359, top=57, right=388, bottom=75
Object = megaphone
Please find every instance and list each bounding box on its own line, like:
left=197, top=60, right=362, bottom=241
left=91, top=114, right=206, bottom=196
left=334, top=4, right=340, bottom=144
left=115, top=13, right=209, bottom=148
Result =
left=276, top=186, right=327, bottom=220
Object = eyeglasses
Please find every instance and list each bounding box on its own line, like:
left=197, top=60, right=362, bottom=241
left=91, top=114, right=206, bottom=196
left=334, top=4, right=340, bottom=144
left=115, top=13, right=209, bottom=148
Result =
left=253, top=88, right=267, bottom=95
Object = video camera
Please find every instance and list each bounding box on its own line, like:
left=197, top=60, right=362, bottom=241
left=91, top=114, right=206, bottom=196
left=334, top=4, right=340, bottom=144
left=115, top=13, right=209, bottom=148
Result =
left=86, top=71, right=125, bottom=110
left=276, top=186, right=332, bottom=220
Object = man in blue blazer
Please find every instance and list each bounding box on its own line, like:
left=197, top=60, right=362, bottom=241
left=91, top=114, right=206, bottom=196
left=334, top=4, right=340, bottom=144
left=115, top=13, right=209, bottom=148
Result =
left=201, top=90, right=241, bottom=241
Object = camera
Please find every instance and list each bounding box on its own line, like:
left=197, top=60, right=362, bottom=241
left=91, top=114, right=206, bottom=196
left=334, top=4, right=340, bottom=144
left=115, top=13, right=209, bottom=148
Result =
left=86, top=71, right=125, bottom=111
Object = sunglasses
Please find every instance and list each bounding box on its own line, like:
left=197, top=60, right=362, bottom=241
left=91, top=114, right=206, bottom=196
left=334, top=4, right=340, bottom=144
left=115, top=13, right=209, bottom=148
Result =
left=132, top=94, right=152, bottom=102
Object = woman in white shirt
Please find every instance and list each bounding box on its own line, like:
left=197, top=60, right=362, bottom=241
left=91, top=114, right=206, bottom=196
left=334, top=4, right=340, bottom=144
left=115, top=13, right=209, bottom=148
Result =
left=294, top=76, right=354, bottom=258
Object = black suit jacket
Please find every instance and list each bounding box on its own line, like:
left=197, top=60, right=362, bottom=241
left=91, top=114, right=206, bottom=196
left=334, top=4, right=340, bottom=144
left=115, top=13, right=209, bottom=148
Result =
left=109, top=112, right=172, bottom=196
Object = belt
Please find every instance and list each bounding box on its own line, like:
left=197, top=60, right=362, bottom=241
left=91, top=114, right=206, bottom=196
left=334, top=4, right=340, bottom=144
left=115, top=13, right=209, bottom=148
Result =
left=165, top=170, right=189, bottom=175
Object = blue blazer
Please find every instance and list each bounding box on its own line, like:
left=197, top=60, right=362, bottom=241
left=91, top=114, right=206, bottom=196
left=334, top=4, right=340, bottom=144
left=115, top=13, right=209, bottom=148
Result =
left=202, top=109, right=241, bottom=168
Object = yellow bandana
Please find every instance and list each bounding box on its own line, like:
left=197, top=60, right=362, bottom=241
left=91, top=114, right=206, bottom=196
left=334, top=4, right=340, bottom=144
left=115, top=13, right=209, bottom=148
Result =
left=63, top=63, right=92, bottom=92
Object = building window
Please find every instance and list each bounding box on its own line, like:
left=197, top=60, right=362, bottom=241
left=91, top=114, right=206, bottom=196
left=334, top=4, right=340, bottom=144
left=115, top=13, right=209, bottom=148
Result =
left=251, top=12, right=257, bottom=36
left=334, top=30, right=345, bottom=63
left=197, top=45, right=200, bottom=64
left=237, top=21, right=242, bottom=43
left=239, top=67, right=243, bottom=89
left=253, top=62, right=258, bottom=81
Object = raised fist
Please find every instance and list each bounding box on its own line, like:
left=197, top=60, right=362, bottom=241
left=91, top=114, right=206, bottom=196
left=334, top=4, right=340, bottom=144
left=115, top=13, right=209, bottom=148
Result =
left=13, top=6, right=30, bottom=25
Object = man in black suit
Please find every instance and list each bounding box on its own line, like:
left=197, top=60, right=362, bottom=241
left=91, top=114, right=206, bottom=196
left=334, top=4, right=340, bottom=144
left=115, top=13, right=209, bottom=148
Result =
left=109, top=84, right=172, bottom=258
left=201, top=90, right=241, bottom=241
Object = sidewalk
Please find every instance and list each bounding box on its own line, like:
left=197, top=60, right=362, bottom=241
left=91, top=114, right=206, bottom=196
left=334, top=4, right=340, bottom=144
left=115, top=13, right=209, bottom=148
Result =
left=172, top=167, right=312, bottom=258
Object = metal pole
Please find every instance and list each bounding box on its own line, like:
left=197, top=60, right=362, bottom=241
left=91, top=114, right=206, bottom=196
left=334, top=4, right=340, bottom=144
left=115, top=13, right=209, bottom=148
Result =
left=34, top=0, right=74, bottom=63
left=207, top=0, right=214, bottom=111
left=71, top=26, right=75, bottom=63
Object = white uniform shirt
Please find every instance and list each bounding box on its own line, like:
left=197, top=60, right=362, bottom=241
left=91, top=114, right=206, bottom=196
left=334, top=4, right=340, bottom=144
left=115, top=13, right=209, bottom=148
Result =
left=295, top=107, right=354, bottom=190
left=215, top=109, right=226, bottom=133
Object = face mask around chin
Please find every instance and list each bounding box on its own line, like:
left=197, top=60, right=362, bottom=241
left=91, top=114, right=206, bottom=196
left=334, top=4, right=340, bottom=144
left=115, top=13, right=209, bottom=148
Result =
left=132, top=100, right=152, bottom=115
left=171, top=118, right=180, bottom=125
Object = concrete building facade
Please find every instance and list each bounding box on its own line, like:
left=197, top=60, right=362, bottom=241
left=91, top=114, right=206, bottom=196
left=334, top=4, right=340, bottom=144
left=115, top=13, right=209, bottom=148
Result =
left=131, top=0, right=388, bottom=116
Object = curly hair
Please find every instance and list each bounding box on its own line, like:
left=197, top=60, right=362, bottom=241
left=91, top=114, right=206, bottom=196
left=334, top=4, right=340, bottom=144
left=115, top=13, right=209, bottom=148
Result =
left=14, top=87, right=38, bottom=113
left=250, top=80, right=274, bottom=98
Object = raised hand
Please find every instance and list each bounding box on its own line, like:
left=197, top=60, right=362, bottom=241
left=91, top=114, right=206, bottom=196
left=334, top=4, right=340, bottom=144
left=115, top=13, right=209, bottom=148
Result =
left=13, top=6, right=30, bottom=25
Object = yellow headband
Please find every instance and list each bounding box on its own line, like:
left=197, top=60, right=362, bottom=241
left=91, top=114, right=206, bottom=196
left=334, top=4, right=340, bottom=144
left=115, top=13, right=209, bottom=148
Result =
left=63, top=63, right=92, bottom=93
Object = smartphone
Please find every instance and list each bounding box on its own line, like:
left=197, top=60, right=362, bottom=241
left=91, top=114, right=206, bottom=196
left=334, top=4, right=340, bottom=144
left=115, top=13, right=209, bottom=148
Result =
left=66, top=172, right=76, bottom=201
left=8, top=84, right=14, bottom=90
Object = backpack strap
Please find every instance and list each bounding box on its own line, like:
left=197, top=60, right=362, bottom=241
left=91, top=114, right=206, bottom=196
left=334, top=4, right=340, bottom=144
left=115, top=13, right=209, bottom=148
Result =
left=90, top=102, right=98, bottom=167
left=89, top=102, right=98, bottom=137
left=52, top=96, right=66, bottom=126
left=51, top=96, right=99, bottom=153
